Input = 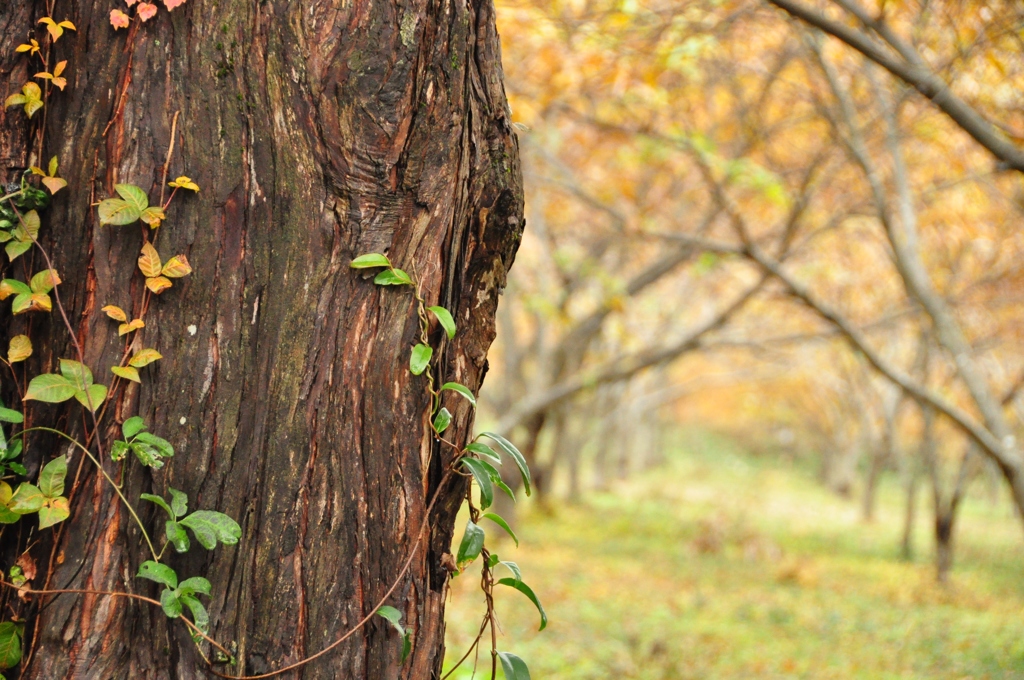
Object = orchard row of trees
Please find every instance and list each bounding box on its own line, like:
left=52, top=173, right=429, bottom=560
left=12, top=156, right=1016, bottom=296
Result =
left=485, top=0, right=1024, bottom=583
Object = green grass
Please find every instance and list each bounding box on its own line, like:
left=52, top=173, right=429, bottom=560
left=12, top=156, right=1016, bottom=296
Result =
left=443, top=432, right=1024, bottom=679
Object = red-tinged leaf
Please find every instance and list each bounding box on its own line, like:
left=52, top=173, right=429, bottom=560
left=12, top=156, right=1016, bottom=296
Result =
left=140, top=206, right=165, bottom=227
left=118, top=319, right=145, bottom=336
left=164, top=0, right=186, bottom=10
left=129, top=348, right=163, bottom=368
left=111, top=366, right=141, bottom=383
left=50, top=77, right=66, bottom=91
left=110, top=9, right=130, bottom=29
left=41, top=176, right=66, bottom=193
left=145, top=276, right=172, bottom=294
left=138, top=3, right=157, bottom=21
left=161, top=255, right=192, bottom=278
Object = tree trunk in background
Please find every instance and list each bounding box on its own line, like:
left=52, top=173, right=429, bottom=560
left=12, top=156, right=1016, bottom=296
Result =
left=900, top=468, right=918, bottom=560
left=1, top=0, right=523, bottom=677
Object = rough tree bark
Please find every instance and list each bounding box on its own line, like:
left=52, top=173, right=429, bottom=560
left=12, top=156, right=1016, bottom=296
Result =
left=1, top=0, right=523, bottom=677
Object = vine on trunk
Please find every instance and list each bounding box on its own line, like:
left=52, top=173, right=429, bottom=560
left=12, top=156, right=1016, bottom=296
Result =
left=1, top=1, right=540, bottom=678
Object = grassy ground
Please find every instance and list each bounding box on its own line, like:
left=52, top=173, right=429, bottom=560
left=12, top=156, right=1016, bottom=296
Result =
left=442, top=432, right=1024, bottom=679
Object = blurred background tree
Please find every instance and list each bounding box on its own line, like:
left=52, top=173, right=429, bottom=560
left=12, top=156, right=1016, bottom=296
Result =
left=445, top=1, right=1024, bottom=677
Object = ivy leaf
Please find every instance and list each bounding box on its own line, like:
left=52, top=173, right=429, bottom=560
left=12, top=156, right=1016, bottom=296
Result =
left=38, top=455, right=66, bottom=498
left=101, top=304, right=127, bottom=322
left=0, top=281, right=30, bottom=300
left=98, top=198, right=140, bottom=225
left=455, top=519, right=485, bottom=568
left=29, top=269, right=60, bottom=295
left=111, top=366, right=141, bottom=383
left=0, top=621, right=22, bottom=670
left=110, top=440, right=129, bottom=462
left=141, top=493, right=175, bottom=520
left=166, top=520, right=190, bottom=553
left=138, top=560, right=178, bottom=589
left=145, top=276, right=173, bottom=294
left=179, top=510, right=242, bottom=550
left=0, top=483, right=19, bottom=524
left=441, top=381, right=476, bottom=406
left=59, top=359, right=93, bottom=389
left=376, top=606, right=412, bottom=663
left=374, top=268, right=413, bottom=286
left=129, top=348, right=162, bottom=368
left=9, top=483, right=44, bottom=514
left=11, top=292, right=51, bottom=314
left=409, top=343, right=432, bottom=376
left=496, top=651, right=531, bottom=680
left=432, top=407, right=452, bottom=434
left=115, top=184, right=150, bottom=214
left=0, top=408, right=22, bottom=424
left=464, top=442, right=501, bottom=466
left=133, top=432, right=174, bottom=458
left=5, top=241, right=32, bottom=262
left=427, top=306, right=457, bottom=339
left=168, top=175, right=200, bottom=192
left=37, top=496, right=69, bottom=529
left=74, top=384, right=107, bottom=412
left=160, top=588, right=183, bottom=618
left=24, top=373, right=76, bottom=403
left=140, top=206, right=165, bottom=228
left=496, top=578, right=547, bottom=631
left=481, top=512, right=519, bottom=547
left=161, top=255, right=192, bottom=278
left=350, top=253, right=391, bottom=269
left=480, top=432, right=531, bottom=497
left=41, top=176, right=67, bottom=194
left=7, top=335, right=31, bottom=363
left=122, top=416, right=147, bottom=439
left=118, top=319, right=145, bottom=336
left=168, top=487, right=188, bottom=517
left=138, top=243, right=163, bottom=278
left=460, top=457, right=496, bottom=510
left=131, top=442, right=167, bottom=469
left=178, top=576, right=212, bottom=597
left=180, top=594, right=209, bottom=632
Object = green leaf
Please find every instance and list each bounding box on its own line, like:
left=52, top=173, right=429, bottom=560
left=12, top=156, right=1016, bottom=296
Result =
left=38, top=455, right=66, bottom=498
left=97, top=198, right=141, bottom=226
left=141, top=493, right=174, bottom=519
left=59, top=359, right=93, bottom=388
left=180, top=594, right=209, bottom=632
left=460, top=457, right=495, bottom=510
left=0, top=280, right=31, bottom=298
left=481, top=512, right=519, bottom=547
left=465, top=442, right=501, bottom=466
left=114, top=184, right=150, bottom=213
left=4, top=240, right=32, bottom=261
left=122, top=416, right=147, bottom=439
left=496, top=651, right=531, bottom=680
left=179, top=510, right=242, bottom=550
left=441, top=381, right=476, bottom=406
left=29, top=269, right=59, bottom=295
left=131, top=442, right=165, bottom=469
left=480, top=432, right=531, bottom=497
left=168, top=487, right=188, bottom=518
left=160, top=588, right=182, bottom=618
left=133, top=432, right=174, bottom=458
left=495, top=478, right=516, bottom=503
left=427, top=306, right=456, bottom=339
left=0, top=407, right=23, bottom=424
left=410, top=343, right=432, bottom=376
left=24, top=373, right=76, bottom=403
left=497, top=578, right=547, bottom=631
left=373, top=268, right=413, bottom=286
left=137, top=560, right=178, bottom=589
left=376, top=607, right=411, bottom=663
left=0, top=622, right=22, bottom=670
left=74, top=384, right=107, bottom=412
left=110, top=440, right=129, bottom=462
left=350, top=253, right=391, bottom=269
left=37, top=497, right=69, bottom=529
left=178, top=577, right=212, bottom=597
left=432, top=407, right=452, bottom=434
left=166, top=520, right=190, bottom=553
left=128, top=348, right=162, bottom=368
left=456, top=519, right=485, bottom=568
left=498, top=560, right=523, bottom=583
left=9, top=483, right=44, bottom=514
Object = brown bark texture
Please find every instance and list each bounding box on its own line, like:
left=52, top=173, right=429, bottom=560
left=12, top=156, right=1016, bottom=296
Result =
left=0, top=0, right=523, bottom=677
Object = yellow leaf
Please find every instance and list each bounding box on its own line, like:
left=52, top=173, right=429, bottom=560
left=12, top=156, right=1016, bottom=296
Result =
left=53, top=61, right=66, bottom=78
left=145, top=276, right=173, bottom=294
left=8, top=335, right=32, bottom=363
left=58, top=20, right=76, bottom=31
left=118, top=319, right=145, bottom=336
left=34, top=72, right=53, bottom=81
left=101, top=304, right=128, bottom=322
left=129, top=348, right=163, bottom=368
left=28, top=166, right=46, bottom=177
left=111, top=366, right=141, bottom=383
left=15, top=44, right=32, bottom=53
left=169, top=176, right=200, bottom=192
left=41, top=176, right=67, bottom=194
left=138, top=242, right=162, bottom=278
left=161, top=255, right=192, bottom=278
left=50, top=77, right=67, bottom=91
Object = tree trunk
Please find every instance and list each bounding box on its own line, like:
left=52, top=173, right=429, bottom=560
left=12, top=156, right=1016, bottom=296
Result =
left=1, top=0, right=523, bottom=677
left=900, top=466, right=917, bottom=561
